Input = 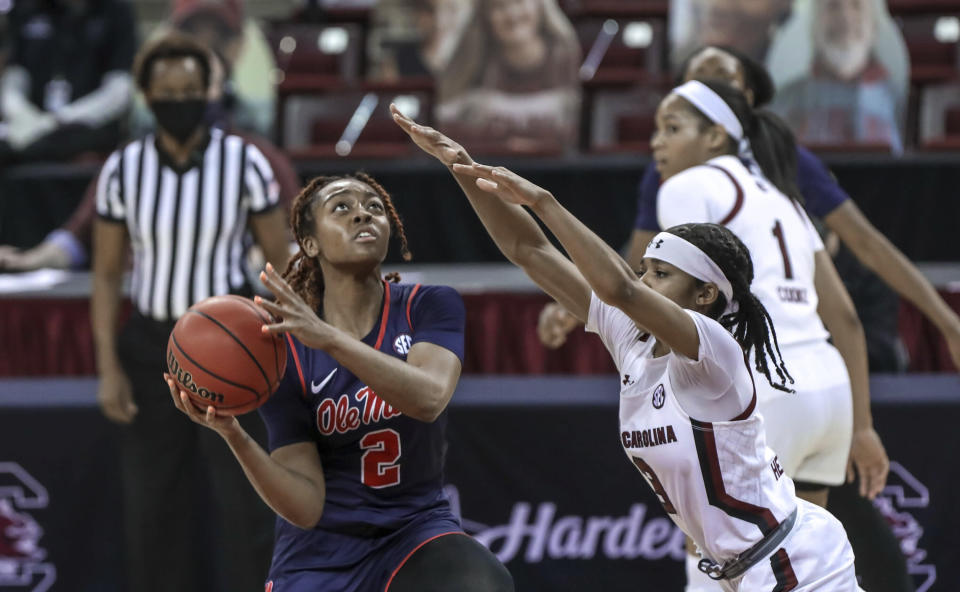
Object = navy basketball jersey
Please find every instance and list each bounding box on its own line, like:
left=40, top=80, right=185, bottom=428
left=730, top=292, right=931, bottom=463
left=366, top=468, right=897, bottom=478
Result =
left=258, top=281, right=465, bottom=571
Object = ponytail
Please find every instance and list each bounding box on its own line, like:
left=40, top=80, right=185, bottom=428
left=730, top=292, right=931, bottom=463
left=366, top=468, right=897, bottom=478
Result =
left=748, top=109, right=803, bottom=205
left=722, top=288, right=794, bottom=394
left=686, top=79, right=803, bottom=205
left=666, top=223, right=794, bottom=393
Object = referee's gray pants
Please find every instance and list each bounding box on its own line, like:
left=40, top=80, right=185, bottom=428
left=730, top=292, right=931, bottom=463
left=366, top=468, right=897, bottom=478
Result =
left=117, top=312, right=274, bottom=592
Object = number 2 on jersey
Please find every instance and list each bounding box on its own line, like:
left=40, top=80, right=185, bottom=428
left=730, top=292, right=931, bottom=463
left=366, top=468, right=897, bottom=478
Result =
left=771, top=220, right=794, bottom=279
left=360, top=429, right=401, bottom=488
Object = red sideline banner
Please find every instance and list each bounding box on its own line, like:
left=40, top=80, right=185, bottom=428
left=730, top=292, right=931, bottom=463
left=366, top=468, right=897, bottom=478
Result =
left=2, top=292, right=959, bottom=376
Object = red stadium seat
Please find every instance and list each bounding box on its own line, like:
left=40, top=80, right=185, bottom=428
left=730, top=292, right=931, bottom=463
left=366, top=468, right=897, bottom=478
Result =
left=916, top=81, right=960, bottom=148
left=617, top=114, right=656, bottom=145
left=888, top=0, right=960, bottom=16
left=576, top=18, right=667, bottom=87
left=920, top=105, right=960, bottom=149
left=895, top=14, right=960, bottom=83
left=282, top=85, right=434, bottom=159
left=279, top=4, right=372, bottom=25
left=945, top=105, right=960, bottom=132
left=562, top=0, right=668, bottom=18
left=802, top=142, right=895, bottom=153
left=585, top=84, right=664, bottom=153
left=311, top=119, right=410, bottom=145
left=268, top=23, right=365, bottom=92
left=921, top=136, right=960, bottom=149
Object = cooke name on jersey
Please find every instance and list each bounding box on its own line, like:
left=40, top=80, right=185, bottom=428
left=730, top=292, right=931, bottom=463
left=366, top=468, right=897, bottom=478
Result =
left=776, top=286, right=809, bottom=304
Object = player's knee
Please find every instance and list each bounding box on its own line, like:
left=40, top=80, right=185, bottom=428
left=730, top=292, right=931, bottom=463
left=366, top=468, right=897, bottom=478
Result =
left=470, top=560, right=514, bottom=592
left=445, top=540, right=514, bottom=592
left=437, top=536, right=515, bottom=592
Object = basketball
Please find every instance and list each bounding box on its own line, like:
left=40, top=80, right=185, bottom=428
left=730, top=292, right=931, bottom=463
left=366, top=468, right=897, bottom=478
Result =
left=166, top=295, right=287, bottom=415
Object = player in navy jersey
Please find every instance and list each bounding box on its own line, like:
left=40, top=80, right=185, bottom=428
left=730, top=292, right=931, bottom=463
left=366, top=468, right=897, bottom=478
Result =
left=164, top=172, right=513, bottom=592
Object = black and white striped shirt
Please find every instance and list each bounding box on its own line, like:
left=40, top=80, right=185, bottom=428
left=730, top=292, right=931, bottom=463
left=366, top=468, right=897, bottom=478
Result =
left=95, top=128, right=280, bottom=321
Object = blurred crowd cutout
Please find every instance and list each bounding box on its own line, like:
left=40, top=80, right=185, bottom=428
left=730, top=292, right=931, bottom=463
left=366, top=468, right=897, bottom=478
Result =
left=670, top=0, right=919, bottom=153
left=432, top=0, right=581, bottom=153
left=0, top=0, right=300, bottom=272
left=768, top=0, right=908, bottom=152
left=131, top=0, right=278, bottom=138
left=0, top=0, right=959, bottom=161
left=368, top=0, right=473, bottom=82
left=0, top=0, right=136, bottom=164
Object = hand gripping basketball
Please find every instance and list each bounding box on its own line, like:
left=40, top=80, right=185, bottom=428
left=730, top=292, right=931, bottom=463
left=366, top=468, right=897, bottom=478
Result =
left=164, top=372, right=239, bottom=434
left=166, top=294, right=287, bottom=416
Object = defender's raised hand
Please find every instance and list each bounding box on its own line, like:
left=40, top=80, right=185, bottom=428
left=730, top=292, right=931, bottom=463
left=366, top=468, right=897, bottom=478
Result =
left=390, top=103, right=472, bottom=167
left=451, top=163, right=552, bottom=208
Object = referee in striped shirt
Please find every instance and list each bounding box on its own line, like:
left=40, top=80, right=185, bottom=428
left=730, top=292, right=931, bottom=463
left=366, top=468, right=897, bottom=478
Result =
left=91, top=33, right=289, bottom=592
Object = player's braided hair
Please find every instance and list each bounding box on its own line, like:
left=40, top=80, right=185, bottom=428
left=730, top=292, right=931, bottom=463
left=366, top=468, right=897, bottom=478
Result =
left=282, top=173, right=411, bottom=314
left=666, top=223, right=794, bottom=393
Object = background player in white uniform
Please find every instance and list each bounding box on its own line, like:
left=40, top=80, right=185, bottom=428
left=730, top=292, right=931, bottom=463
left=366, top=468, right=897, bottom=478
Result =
left=392, top=105, right=862, bottom=591
left=653, top=79, right=888, bottom=486
left=650, top=80, right=886, bottom=590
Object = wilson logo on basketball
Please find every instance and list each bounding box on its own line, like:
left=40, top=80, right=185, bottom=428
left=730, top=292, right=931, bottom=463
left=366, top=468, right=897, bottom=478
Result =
left=393, top=334, right=413, bottom=355
left=652, top=384, right=665, bottom=409
left=167, top=349, right=225, bottom=405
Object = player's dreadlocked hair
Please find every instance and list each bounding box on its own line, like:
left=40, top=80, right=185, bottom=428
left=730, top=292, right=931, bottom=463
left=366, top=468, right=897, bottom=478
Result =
left=666, top=223, right=794, bottom=393
left=282, top=173, right=411, bottom=314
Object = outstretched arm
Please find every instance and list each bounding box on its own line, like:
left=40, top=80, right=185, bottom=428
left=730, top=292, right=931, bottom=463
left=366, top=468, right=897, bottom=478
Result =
left=391, top=105, right=591, bottom=321
left=825, top=200, right=960, bottom=370
left=535, top=228, right=658, bottom=349
left=814, top=250, right=889, bottom=499
left=454, top=164, right=701, bottom=359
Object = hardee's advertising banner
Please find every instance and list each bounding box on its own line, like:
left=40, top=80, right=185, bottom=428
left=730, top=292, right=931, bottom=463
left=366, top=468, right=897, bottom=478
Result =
left=0, top=376, right=955, bottom=591
left=443, top=390, right=952, bottom=592
left=444, top=404, right=687, bottom=589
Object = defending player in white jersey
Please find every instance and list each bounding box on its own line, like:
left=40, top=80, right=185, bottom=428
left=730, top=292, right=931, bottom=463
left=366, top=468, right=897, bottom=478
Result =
left=651, top=79, right=885, bottom=590
left=391, top=105, right=863, bottom=591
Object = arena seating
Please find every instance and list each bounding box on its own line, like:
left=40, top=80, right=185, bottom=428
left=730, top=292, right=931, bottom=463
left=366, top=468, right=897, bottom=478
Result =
left=281, top=83, right=433, bottom=159
left=895, top=13, right=960, bottom=83
left=268, top=23, right=366, bottom=91
left=576, top=17, right=668, bottom=86
left=260, top=1, right=960, bottom=157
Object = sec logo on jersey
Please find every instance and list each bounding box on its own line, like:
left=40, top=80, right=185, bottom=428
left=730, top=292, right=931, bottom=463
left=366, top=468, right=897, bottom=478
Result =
left=393, top=334, right=413, bottom=355
left=652, top=384, right=665, bottom=409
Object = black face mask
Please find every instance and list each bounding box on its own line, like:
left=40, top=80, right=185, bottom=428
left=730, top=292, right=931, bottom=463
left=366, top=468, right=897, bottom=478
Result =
left=150, top=99, right=207, bottom=143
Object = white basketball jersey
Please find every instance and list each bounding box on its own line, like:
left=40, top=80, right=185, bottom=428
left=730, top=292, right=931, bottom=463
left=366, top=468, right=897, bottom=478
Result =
left=587, top=295, right=797, bottom=565
left=657, top=155, right=828, bottom=348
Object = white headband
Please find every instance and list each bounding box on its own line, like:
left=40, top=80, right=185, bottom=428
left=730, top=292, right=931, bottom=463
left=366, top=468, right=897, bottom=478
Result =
left=644, top=232, right=736, bottom=315
left=672, top=80, right=743, bottom=141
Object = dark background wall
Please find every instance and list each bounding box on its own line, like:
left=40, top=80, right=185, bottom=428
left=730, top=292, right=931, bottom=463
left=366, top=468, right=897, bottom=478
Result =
left=2, top=153, right=958, bottom=262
